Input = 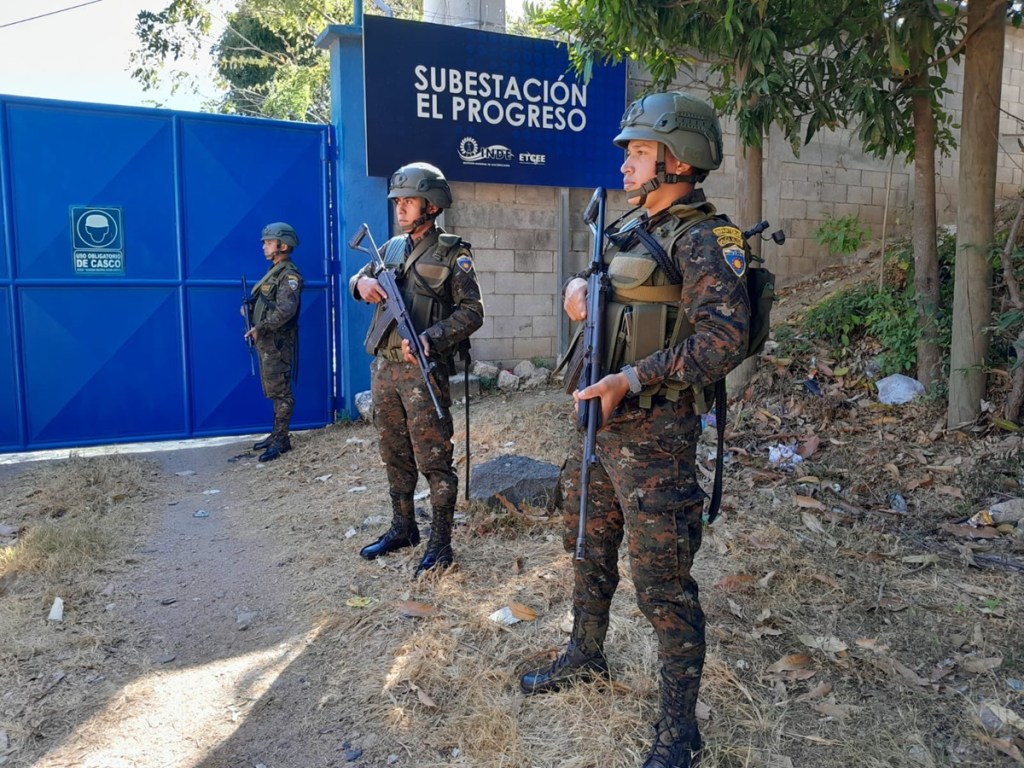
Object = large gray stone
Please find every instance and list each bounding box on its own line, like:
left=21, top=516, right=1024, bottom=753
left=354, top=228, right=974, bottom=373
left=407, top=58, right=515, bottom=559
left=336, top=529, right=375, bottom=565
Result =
left=469, top=455, right=560, bottom=511
left=449, top=372, right=480, bottom=401
left=354, top=390, right=373, bottom=421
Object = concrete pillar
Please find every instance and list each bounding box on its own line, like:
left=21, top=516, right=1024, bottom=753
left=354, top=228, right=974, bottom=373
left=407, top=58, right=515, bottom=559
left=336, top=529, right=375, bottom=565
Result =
left=423, top=0, right=505, bottom=32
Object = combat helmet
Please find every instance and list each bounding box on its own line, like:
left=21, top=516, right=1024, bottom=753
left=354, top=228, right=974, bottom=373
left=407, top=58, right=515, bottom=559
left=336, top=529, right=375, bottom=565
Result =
left=261, top=222, right=299, bottom=248
left=388, top=162, right=453, bottom=209
left=615, top=91, right=723, bottom=172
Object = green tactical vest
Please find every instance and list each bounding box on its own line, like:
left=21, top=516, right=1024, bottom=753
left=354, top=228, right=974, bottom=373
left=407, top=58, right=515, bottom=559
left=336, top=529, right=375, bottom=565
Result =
left=251, top=259, right=301, bottom=330
left=373, top=230, right=468, bottom=361
left=602, top=201, right=718, bottom=409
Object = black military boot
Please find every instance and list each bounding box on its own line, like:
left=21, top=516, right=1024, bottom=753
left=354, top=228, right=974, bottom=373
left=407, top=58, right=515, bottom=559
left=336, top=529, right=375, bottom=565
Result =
left=414, top=507, right=454, bottom=578
left=519, top=609, right=609, bottom=695
left=253, top=433, right=275, bottom=451
left=642, top=671, right=703, bottom=768
left=360, top=494, right=419, bottom=560
left=258, top=434, right=291, bottom=462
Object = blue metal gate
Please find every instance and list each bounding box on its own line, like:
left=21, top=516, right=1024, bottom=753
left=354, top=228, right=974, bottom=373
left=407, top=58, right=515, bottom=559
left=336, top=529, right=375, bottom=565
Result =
left=0, top=96, right=336, bottom=452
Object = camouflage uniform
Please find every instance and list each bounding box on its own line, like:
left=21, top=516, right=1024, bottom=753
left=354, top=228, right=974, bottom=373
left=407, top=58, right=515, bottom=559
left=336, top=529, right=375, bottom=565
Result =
left=558, top=188, right=749, bottom=736
left=521, top=90, right=749, bottom=768
left=351, top=224, right=483, bottom=573
left=252, top=258, right=302, bottom=440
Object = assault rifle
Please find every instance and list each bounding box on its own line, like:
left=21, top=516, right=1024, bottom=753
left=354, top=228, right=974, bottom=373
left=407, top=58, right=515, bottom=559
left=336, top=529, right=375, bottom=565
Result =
left=574, top=186, right=609, bottom=561
left=349, top=223, right=445, bottom=423
left=241, top=275, right=256, bottom=376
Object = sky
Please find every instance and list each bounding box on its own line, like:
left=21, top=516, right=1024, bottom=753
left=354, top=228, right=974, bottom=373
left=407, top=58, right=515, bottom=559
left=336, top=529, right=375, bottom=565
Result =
left=0, top=0, right=528, bottom=113
left=0, top=0, right=230, bottom=112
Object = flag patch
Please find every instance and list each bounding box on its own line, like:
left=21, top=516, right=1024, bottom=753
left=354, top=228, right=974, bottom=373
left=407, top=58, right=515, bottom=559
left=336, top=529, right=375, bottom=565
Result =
left=723, top=246, right=747, bottom=277
left=457, top=255, right=474, bottom=273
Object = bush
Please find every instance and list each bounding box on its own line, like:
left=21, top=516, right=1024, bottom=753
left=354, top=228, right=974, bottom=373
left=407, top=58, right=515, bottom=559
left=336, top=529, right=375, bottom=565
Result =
left=814, top=215, right=872, bottom=258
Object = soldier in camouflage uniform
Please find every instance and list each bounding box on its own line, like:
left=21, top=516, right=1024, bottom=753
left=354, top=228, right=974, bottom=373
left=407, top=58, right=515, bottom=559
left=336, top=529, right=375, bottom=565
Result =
left=350, top=163, right=484, bottom=578
left=244, top=222, right=303, bottom=463
left=519, top=92, right=750, bottom=768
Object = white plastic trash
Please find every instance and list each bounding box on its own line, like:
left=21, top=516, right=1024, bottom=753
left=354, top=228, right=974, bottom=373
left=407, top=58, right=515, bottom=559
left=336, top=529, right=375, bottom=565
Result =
left=876, top=374, right=925, bottom=405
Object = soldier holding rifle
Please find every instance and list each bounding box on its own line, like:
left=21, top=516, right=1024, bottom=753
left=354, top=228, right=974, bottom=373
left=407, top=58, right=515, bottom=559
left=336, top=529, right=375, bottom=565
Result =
left=350, top=162, right=483, bottom=579
left=242, top=222, right=303, bottom=463
left=519, top=92, right=751, bottom=768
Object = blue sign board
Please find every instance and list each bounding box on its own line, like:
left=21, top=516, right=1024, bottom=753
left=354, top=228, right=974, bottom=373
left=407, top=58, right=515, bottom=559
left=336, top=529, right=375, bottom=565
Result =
left=363, top=16, right=626, bottom=188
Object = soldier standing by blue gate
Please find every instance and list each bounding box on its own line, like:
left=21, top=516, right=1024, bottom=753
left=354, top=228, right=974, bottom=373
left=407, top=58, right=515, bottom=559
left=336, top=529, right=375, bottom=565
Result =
left=244, top=222, right=303, bottom=463
left=518, top=92, right=751, bottom=768
left=350, top=162, right=484, bottom=578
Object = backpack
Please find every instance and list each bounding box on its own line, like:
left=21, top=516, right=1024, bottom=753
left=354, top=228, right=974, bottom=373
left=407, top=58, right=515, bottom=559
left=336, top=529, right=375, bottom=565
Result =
left=706, top=228, right=776, bottom=523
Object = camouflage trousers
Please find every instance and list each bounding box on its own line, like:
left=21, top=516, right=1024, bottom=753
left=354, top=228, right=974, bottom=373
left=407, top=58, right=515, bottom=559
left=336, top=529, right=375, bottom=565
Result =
left=371, top=357, right=456, bottom=511
left=562, top=395, right=706, bottom=712
left=256, top=332, right=295, bottom=436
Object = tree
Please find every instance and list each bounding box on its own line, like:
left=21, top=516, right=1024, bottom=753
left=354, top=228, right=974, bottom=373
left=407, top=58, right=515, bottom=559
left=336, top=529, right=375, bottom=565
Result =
left=948, top=0, right=1006, bottom=427
left=132, top=0, right=419, bottom=122
left=809, top=1, right=967, bottom=391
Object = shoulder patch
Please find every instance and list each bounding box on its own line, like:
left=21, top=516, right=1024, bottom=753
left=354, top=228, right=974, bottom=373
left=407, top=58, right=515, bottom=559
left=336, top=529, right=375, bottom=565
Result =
left=723, top=246, right=747, bottom=278
left=287, top=276, right=299, bottom=290
left=713, top=225, right=744, bottom=249
left=456, top=254, right=474, bottom=273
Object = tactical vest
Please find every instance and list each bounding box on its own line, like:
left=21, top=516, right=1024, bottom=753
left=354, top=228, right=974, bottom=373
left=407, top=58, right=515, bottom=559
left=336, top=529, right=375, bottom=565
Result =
left=371, top=230, right=469, bottom=363
left=252, top=259, right=301, bottom=331
left=602, top=201, right=719, bottom=409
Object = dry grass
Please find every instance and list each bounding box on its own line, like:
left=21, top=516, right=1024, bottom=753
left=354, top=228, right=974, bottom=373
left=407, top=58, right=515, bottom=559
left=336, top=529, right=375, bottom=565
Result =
left=1, top=376, right=1023, bottom=766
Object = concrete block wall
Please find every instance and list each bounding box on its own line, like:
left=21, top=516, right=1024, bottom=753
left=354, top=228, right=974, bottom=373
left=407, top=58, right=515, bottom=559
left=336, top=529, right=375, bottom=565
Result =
left=440, top=27, right=1024, bottom=368
left=445, top=183, right=560, bottom=365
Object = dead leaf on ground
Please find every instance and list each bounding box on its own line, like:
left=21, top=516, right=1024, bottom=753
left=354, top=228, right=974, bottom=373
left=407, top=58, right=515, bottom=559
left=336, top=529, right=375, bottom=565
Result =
left=855, top=638, right=890, bottom=653
left=396, top=601, right=440, bottom=618
left=962, top=656, right=1003, bottom=674
left=975, top=734, right=1024, bottom=764
left=980, top=702, right=1024, bottom=732
left=905, top=475, right=933, bottom=491
left=797, top=435, right=821, bottom=459
left=805, top=571, right=841, bottom=589
left=811, top=697, right=864, bottom=721
left=716, top=574, right=758, bottom=591
left=509, top=603, right=538, bottom=621
left=801, top=510, right=827, bottom=535
left=767, top=653, right=811, bottom=674
left=796, top=681, right=833, bottom=702
left=866, top=655, right=930, bottom=687
left=943, top=524, right=1000, bottom=540
left=935, top=484, right=965, bottom=499
left=407, top=681, right=438, bottom=708
left=794, top=494, right=826, bottom=510
left=957, top=582, right=998, bottom=597
left=798, top=634, right=848, bottom=654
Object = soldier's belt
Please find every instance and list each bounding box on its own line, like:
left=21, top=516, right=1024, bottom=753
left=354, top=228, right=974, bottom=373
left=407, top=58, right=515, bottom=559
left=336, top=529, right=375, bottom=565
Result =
left=611, top=285, right=681, bottom=303
left=377, top=347, right=406, bottom=363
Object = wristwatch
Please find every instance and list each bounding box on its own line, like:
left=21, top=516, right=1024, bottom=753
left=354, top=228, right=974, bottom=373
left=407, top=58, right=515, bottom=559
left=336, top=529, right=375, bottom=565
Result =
left=621, top=365, right=643, bottom=395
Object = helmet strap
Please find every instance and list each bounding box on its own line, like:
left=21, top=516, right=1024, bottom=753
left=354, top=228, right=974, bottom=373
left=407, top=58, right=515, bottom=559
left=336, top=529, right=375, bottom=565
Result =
left=400, top=200, right=441, bottom=233
left=657, top=144, right=697, bottom=187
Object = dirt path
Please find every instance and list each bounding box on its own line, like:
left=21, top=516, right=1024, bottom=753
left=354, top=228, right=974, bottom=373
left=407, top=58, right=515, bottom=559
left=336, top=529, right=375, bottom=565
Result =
left=24, top=439, right=373, bottom=768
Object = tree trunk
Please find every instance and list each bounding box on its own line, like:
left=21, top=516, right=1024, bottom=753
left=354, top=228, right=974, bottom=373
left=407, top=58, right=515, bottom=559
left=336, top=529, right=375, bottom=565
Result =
left=910, top=81, right=940, bottom=389
left=948, top=0, right=1005, bottom=428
